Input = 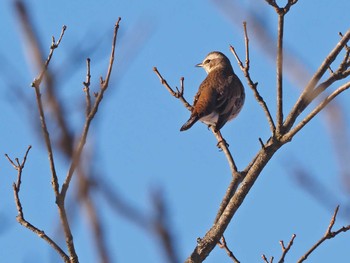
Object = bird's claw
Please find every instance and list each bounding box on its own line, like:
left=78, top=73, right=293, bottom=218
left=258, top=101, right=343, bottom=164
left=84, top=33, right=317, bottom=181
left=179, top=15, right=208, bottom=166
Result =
left=216, top=139, right=229, bottom=149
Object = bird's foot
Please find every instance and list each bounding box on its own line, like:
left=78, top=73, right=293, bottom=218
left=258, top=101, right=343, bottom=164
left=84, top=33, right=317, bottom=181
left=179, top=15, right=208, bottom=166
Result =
left=216, top=139, right=229, bottom=150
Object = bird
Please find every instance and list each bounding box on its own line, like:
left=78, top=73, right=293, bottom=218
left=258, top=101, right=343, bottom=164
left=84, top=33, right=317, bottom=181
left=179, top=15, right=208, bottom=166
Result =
left=180, top=51, right=245, bottom=132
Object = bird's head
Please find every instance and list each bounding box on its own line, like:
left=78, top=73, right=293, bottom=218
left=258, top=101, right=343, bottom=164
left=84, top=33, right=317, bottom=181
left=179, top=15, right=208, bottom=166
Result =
left=196, top=51, right=232, bottom=74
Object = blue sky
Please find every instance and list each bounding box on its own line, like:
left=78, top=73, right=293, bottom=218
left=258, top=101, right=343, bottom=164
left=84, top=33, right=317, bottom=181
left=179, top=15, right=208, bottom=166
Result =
left=1, top=0, right=350, bottom=262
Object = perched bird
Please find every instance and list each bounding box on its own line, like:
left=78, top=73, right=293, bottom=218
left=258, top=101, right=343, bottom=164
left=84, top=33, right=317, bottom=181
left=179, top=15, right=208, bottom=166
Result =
left=180, top=51, right=245, bottom=132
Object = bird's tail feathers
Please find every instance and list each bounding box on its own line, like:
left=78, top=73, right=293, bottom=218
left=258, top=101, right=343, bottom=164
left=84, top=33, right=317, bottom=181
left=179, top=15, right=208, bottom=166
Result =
left=180, top=115, right=199, bottom=131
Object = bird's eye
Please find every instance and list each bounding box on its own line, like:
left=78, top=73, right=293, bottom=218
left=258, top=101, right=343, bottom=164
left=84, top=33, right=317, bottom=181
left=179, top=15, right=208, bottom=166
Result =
left=204, top=59, right=210, bottom=64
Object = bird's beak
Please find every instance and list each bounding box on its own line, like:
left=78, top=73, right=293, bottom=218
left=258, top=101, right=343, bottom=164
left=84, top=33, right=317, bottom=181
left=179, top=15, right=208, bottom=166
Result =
left=195, top=62, right=203, bottom=68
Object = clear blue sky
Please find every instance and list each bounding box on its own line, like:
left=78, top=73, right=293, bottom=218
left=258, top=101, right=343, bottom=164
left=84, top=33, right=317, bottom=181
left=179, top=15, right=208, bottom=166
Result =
left=1, top=0, right=350, bottom=262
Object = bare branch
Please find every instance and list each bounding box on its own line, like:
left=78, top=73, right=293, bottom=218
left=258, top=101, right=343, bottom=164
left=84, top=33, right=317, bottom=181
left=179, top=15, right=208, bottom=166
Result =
left=297, top=206, right=350, bottom=262
left=6, top=146, right=70, bottom=263
left=153, top=67, right=192, bottom=111
left=61, top=18, right=122, bottom=199
left=283, top=81, right=350, bottom=141
left=218, top=236, right=240, bottom=263
left=230, top=22, right=275, bottom=133
left=262, top=254, right=273, bottom=263
left=278, top=234, right=296, bottom=263
left=83, top=58, right=92, bottom=116
left=284, top=29, right=350, bottom=132
left=101, top=17, right=121, bottom=90
left=275, top=12, right=284, bottom=135
left=29, top=24, right=67, bottom=197
left=265, top=0, right=298, bottom=13
left=28, top=24, right=79, bottom=261
left=212, top=128, right=238, bottom=174
left=31, top=25, right=67, bottom=89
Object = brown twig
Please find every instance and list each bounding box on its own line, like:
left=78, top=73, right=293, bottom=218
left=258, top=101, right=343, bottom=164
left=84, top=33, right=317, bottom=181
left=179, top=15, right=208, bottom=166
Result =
left=153, top=67, right=192, bottom=111
left=212, top=128, right=238, bottom=174
left=31, top=25, right=67, bottom=197
left=278, top=234, right=296, bottom=263
left=29, top=25, right=79, bottom=262
left=218, top=236, right=240, bottom=263
left=275, top=11, right=284, bottom=135
left=264, top=1, right=298, bottom=135
left=283, top=81, right=350, bottom=141
left=5, top=146, right=70, bottom=263
left=61, top=18, right=121, bottom=199
left=297, top=206, right=350, bottom=262
left=262, top=234, right=296, bottom=263
left=261, top=254, right=273, bottom=263
left=283, top=29, right=350, bottom=132
left=230, top=22, right=275, bottom=134
left=83, top=58, right=92, bottom=116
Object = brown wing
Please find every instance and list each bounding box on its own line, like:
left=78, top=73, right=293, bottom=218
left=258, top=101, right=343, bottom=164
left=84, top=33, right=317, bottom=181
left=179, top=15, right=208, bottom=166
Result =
left=215, top=72, right=245, bottom=130
left=191, top=75, right=218, bottom=118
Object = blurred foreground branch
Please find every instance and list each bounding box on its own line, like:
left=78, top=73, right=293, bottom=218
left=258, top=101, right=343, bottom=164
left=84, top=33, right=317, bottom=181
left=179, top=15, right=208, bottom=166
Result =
left=6, top=15, right=122, bottom=262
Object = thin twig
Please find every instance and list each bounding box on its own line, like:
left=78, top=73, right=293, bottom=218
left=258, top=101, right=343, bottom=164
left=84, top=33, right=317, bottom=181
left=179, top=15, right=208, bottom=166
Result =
left=212, top=128, right=238, bottom=174
left=283, top=81, right=350, bottom=142
left=218, top=236, right=240, bottom=263
left=275, top=12, right=284, bottom=135
left=31, top=25, right=67, bottom=197
left=278, top=234, right=296, bottom=263
left=284, top=29, right=350, bottom=132
left=230, top=23, right=275, bottom=133
left=6, top=146, right=70, bottom=263
left=29, top=25, right=78, bottom=261
left=83, top=58, right=92, bottom=116
left=31, top=25, right=67, bottom=88
left=297, top=206, right=350, bottom=262
left=61, top=18, right=121, bottom=199
left=153, top=67, right=192, bottom=111
left=262, top=254, right=273, bottom=263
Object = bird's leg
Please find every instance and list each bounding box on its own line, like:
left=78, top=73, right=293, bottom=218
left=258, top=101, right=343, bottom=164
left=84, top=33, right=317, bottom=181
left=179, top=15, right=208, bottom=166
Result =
left=215, top=130, right=229, bottom=149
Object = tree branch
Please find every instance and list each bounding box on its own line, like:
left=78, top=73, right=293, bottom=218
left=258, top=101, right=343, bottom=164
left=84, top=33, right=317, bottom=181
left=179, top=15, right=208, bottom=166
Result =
left=278, top=234, right=296, bottom=263
left=29, top=25, right=79, bottom=262
left=60, top=18, right=121, bottom=199
left=283, top=81, right=350, bottom=141
left=5, top=146, right=70, bottom=263
left=230, top=22, right=275, bottom=134
left=153, top=67, right=192, bottom=111
left=83, top=58, right=92, bottom=117
left=218, top=236, right=240, bottom=263
left=297, top=206, right=350, bottom=262
left=275, top=12, right=284, bottom=135
left=283, top=29, right=350, bottom=132
left=30, top=25, right=67, bottom=198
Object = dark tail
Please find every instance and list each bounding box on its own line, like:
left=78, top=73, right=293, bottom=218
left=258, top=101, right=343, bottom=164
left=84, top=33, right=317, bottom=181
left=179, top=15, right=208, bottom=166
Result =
left=180, top=115, right=199, bottom=131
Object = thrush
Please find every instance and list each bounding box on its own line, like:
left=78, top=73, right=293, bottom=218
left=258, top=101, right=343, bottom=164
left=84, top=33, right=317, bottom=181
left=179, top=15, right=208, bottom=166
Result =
left=180, top=51, right=245, bottom=132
